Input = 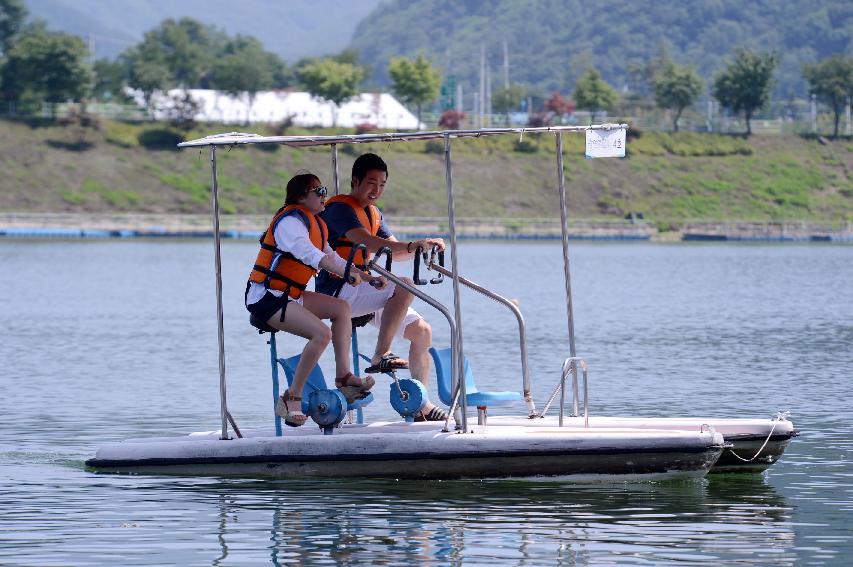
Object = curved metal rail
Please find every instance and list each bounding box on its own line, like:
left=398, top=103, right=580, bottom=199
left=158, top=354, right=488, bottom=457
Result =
left=539, top=357, right=589, bottom=427
left=424, top=253, right=536, bottom=417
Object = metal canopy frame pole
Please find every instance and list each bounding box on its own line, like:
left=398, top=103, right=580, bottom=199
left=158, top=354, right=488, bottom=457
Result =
left=210, top=146, right=230, bottom=440
left=444, top=134, right=468, bottom=432
left=555, top=133, right=578, bottom=426
left=331, top=144, right=340, bottom=195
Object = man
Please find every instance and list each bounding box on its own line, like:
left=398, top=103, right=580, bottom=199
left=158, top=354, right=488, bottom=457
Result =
left=316, top=153, right=448, bottom=421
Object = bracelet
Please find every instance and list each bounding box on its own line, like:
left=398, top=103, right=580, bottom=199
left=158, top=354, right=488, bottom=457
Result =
left=406, top=241, right=414, bottom=253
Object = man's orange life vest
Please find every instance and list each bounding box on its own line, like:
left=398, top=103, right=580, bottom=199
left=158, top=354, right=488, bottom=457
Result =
left=249, top=205, right=328, bottom=299
left=325, top=194, right=381, bottom=269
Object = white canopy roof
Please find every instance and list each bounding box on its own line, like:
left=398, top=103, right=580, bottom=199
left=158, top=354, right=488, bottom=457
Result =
left=178, top=124, right=629, bottom=149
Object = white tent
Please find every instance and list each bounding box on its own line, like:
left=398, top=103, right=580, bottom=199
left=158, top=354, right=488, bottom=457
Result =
left=134, top=88, right=423, bottom=129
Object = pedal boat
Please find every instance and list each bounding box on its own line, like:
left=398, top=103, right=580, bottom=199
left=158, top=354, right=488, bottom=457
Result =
left=86, top=125, right=795, bottom=480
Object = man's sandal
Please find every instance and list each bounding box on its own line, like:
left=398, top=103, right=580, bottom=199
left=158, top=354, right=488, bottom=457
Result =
left=365, top=353, right=409, bottom=374
left=335, top=372, right=375, bottom=404
left=275, top=390, right=307, bottom=427
left=414, top=406, right=450, bottom=422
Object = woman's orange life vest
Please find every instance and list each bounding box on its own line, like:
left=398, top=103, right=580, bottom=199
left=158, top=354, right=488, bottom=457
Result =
left=249, top=204, right=328, bottom=299
left=325, top=194, right=381, bottom=269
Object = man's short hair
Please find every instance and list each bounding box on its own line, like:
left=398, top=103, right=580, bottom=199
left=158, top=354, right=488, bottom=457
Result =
left=352, top=153, right=388, bottom=184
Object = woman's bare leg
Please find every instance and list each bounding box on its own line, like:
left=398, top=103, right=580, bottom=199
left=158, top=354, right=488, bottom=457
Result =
left=302, top=291, right=353, bottom=379
left=266, top=301, right=332, bottom=400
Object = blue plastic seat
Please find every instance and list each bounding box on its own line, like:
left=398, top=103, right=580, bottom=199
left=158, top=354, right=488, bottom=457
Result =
left=277, top=354, right=373, bottom=415
left=428, top=347, right=522, bottom=408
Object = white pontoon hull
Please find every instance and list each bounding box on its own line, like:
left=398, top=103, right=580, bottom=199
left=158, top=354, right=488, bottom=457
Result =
left=86, top=422, right=725, bottom=481
left=484, top=416, right=797, bottom=473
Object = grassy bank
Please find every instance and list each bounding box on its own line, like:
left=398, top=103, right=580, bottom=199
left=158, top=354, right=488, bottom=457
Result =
left=1, top=119, right=851, bottom=226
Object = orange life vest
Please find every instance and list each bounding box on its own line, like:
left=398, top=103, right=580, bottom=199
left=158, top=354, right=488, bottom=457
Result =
left=325, top=194, right=381, bottom=269
left=249, top=205, right=328, bottom=299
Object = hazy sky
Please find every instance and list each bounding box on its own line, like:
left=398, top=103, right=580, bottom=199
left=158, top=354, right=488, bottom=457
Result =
left=24, top=0, right=383, bottom=60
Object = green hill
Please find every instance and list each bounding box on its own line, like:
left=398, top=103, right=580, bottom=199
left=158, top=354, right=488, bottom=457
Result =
left=1, top=119, right=851, bottom=225
left=350, top=0, right=851, bottom=100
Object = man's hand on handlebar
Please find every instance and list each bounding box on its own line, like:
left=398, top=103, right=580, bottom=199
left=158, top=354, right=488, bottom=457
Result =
left=413, top=238, right=445, bottom=252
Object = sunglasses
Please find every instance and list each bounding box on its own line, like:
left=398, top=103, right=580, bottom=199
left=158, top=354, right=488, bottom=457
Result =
left=309, top=186, right=328, bottom=197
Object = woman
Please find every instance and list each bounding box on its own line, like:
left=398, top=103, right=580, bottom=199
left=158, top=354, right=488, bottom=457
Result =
left=246, top=172, right=383, bottom=426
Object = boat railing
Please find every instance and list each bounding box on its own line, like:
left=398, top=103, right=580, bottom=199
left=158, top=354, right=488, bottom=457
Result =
left=367, top=246, right=469, bottom=432
left=418, top=245, right=536, bottom=418
left=538, top=357, right=589, bottom=428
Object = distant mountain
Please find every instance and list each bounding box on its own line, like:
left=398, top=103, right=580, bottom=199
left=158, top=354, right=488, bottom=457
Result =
left=24, top=0, right=382, bottom=61
left=349, top=0, right=852, bottom=100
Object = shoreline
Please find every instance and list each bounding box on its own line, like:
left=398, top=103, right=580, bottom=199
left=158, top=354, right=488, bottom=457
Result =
left=1, top=213, right=851, bottom=242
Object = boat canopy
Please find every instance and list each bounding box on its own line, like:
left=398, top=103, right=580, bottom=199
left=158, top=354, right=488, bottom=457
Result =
left=178, top=124, right=628, bottom=149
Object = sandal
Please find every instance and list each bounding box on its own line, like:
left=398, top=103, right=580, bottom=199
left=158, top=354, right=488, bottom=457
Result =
left=275, top=390, right=307, bottom=427
left=335, top=372, right=375, bottom=404
left=365, top=353, right=409, bottom=374
left=414, top=406, right=449, bottom=422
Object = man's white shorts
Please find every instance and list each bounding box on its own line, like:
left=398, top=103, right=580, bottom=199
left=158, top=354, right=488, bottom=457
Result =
left=337, top=279, right=423, bottom=338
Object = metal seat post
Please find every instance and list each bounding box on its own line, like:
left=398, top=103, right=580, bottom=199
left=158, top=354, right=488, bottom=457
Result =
left=268, top=331, right=282, bottom=437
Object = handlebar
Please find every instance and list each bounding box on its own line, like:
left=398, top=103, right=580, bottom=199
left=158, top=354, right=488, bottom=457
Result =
left=343, top=244, right=364, bottom=284
left=413, top=247, right=427, bottom=285
left=373, top=246, right=393, bottom=272
left=414, top=245, right=445, bottom=285
left=428, top=246, right=445, bottom=284
left=336, top=243, right=383, bottom=296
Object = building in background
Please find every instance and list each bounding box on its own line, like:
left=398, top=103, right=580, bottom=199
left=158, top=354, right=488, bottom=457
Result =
left=128, top=89, right=422, bottom=129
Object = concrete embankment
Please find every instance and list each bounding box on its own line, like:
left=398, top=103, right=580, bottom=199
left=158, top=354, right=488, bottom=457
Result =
left=2, top=213, right=852, bottom=242
left=0, top=213, right=654, bottom=241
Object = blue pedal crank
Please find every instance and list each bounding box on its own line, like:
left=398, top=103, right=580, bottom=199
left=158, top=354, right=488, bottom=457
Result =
left=306, top=389, right=347, bottom=435
left=389, top=378, right=428, bottom=422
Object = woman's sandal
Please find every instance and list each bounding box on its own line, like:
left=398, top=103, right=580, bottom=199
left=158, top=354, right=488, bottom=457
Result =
left=275, top=390, right=307, bottom=427
left=364, top=353, right=409, bottom=374
left=335, top=372, right=375, bottom=404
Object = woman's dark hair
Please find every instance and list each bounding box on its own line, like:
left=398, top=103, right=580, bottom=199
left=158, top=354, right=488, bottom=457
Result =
left=285, top=172, right=321, bottom=205
left=351, top=153, right=388, bottom=185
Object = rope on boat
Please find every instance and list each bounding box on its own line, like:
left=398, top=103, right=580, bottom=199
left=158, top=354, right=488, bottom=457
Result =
left=726, top=411, right=790, bottom=462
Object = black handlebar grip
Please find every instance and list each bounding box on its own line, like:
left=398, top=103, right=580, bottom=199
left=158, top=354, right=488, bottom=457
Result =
left=413, top=246, right=427, bottom=285
left=336, top=243, right=366, bottom=297
left=373, top=246, right=393, bottom=274
left=429, top=247, right=445, bottom=284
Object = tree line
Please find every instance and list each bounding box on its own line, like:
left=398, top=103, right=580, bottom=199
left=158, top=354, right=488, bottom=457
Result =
left=0, top=0, right=850, bottom=136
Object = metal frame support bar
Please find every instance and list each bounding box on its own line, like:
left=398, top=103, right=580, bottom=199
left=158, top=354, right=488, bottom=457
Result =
left=427, top=261, right=535, bottom=417
left=269, top=333, right=282, bottom=437
left=559, top=357, right=589, bottom=428
left=331, top=144, right=339, bottom=195
left=443, top=134, right=469, bottom=432
left=555, top=133, right=579, bottom=408
left=366, top=263, right=464, bottom=432
left=210, top=146, right=231, bottom=440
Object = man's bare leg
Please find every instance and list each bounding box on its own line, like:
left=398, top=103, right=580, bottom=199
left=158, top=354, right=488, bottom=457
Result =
left=403, top=317, right=445, bottom=416
left=403, top=318, right=432, bottom=385
left=372, top=279, right=414, bottom=365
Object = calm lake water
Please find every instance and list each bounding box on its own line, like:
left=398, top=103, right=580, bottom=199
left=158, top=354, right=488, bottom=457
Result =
left=1, top=239, right=851, bottom=565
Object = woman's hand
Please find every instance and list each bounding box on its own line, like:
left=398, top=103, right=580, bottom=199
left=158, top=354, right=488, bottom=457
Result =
left=346, top=270, right=363, bottom=287
left=364, top=271, right=387, bottom=289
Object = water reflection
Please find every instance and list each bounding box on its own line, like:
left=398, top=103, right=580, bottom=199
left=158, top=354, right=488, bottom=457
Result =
left=187, top=475, right=795, bottom=565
